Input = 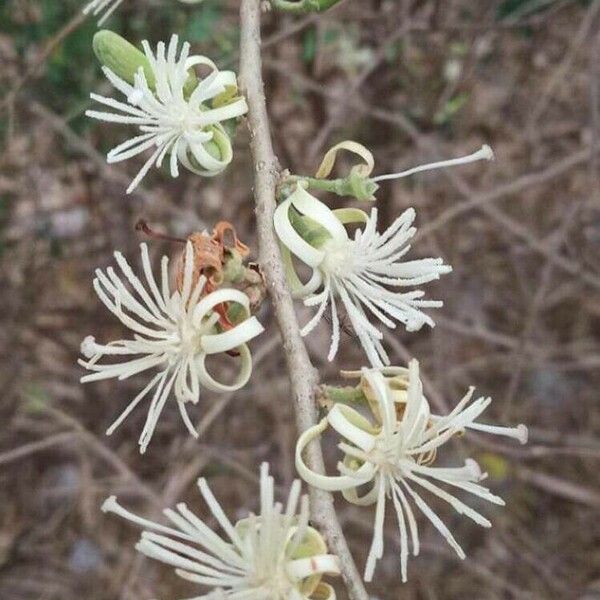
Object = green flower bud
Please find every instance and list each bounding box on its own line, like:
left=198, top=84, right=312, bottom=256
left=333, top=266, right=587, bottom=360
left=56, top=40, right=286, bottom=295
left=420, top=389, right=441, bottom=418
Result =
left=93, top=30, right=154, bottom=87
left=92, top=30, right=198, bottom=96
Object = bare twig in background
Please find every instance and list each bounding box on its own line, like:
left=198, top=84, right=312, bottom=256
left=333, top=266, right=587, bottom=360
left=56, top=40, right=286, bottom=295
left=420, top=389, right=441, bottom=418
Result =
left=239, top=1, right=368, bottom=598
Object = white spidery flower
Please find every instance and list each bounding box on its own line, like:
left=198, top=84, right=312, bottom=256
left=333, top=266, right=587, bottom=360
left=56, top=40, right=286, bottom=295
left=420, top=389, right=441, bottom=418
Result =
left=296, top=359, right=528, bottom=582
left=86, top=34, right=248, bottom=193
left=79, top=241, right=264, bottom=453
left=102, top=463, right=340, bottom=599
left=274, top=185, right=452, bottom=367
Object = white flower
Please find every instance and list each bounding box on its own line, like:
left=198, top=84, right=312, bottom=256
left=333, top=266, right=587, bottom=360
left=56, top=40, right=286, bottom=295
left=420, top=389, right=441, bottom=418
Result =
left=102, top=463, right=340, bottom=599
left=83, top=0, right=124, bottom=24
left=274, top=185, right=452, bottom=367
left=86, top=34, right=248, bottom=193
left=79, top=242, right=264, bottom=453
left=296, top=360, right=527, bottom=582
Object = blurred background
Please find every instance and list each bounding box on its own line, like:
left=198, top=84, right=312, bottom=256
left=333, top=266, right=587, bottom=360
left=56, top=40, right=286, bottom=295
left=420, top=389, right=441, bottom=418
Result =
left=1, top=0, right=600, bottom=598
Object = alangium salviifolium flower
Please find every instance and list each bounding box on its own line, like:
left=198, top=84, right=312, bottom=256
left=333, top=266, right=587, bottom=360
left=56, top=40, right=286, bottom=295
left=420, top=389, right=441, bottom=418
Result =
left=296, top=360, right=527, bottom=582
left=79, top=232, right=265, bottom=454
left=275, top=142, right=494, bottom=367
left=102, top=463, right=340, bottom=599
left=87, top=32, right=248, bottom=193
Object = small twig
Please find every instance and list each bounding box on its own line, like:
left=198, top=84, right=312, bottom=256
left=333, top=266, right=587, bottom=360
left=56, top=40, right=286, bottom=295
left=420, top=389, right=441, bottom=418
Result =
left=526, top=0, right=600, bottom=133
left=238, top=1, right=369, bottom=598
left=515, top=466, right=600, bottom=508
left=0, top=431, right=76, bottom=466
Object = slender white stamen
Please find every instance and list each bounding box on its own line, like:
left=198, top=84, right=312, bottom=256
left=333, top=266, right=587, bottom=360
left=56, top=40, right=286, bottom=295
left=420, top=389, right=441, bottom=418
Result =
left=371, top=145, right=494, bottom=183
left=102, top=464, right=340, bottom=598
left=83, top=0, right=124, bottom=24
left=467, top=421, right=528, bottom=444
left=79, top=242, right=264, bottom=452
left=295, top=359, right=527, bottom=582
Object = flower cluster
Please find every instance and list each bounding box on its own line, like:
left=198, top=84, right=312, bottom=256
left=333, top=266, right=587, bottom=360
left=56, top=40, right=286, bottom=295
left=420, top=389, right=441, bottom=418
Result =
left=79, top=240, right=264, bottom=453
left=296, top=360, right=527, bottom=581
left=87, top=34, right=247, bottom=193
left=102, top=463, right=339, bottom=599
left=78, top=22, right=529, bottom=596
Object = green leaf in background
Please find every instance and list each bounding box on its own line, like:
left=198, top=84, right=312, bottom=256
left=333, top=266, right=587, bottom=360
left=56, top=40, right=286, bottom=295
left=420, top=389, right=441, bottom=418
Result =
left=185, top=4, right=222, bottom=42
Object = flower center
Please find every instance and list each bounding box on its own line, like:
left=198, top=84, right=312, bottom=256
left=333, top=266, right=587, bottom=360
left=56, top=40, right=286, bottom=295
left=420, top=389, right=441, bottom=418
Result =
left=321, top=238, right=354, bottom=278
left=175, top=312, right=219, bottom=360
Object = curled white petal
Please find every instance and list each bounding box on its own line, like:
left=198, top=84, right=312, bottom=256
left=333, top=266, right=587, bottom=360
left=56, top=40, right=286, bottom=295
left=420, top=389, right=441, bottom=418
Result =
left=295, top=418, right=376, bottom=492
left=196, top=343, right=254, bottom=393
left=315, top=140, right=375, bottom=179
left=201, top=317, right=265, bottom=355
left=289, top=184, right=348, bottom=243
left=286, top=555, right=341, bottom=579
left=274, top=196, right=325, bottom=268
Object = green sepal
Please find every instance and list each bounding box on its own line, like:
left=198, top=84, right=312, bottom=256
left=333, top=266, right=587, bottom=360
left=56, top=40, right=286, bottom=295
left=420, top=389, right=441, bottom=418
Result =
left=226, top=301, right=247, bottom=326
left=347, top=171, right=379, bottom=201
left=288, top=205, right=332, bottom=250
left=321, top=384, right=367, bottom=405
left=222, top=249, right=245, bottom=284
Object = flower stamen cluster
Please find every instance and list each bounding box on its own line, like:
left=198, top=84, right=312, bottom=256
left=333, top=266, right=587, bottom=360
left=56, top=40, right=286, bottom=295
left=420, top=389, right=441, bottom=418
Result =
left=79, top=240, right=264, bottom=453
left=102, top=463, right=340, bottom=599
left=275, top=184, right=451, bottom=367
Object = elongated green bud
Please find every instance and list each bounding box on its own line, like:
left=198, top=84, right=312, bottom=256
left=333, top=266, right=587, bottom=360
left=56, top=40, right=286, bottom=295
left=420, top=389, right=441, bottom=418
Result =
left=92, top=30, right=198, bottom=96
left=93, top=30, right=155, bottom=87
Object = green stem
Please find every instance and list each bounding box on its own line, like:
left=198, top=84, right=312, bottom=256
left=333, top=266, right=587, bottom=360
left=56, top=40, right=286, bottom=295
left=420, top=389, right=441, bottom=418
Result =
left=291, top=174, right=378, bottom=201
left=271, top=0, right=342, bottom=13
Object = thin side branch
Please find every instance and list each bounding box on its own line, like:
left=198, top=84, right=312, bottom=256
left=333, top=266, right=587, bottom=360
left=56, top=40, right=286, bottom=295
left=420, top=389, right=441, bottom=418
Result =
left=238, top=2, right=369, bottom=598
